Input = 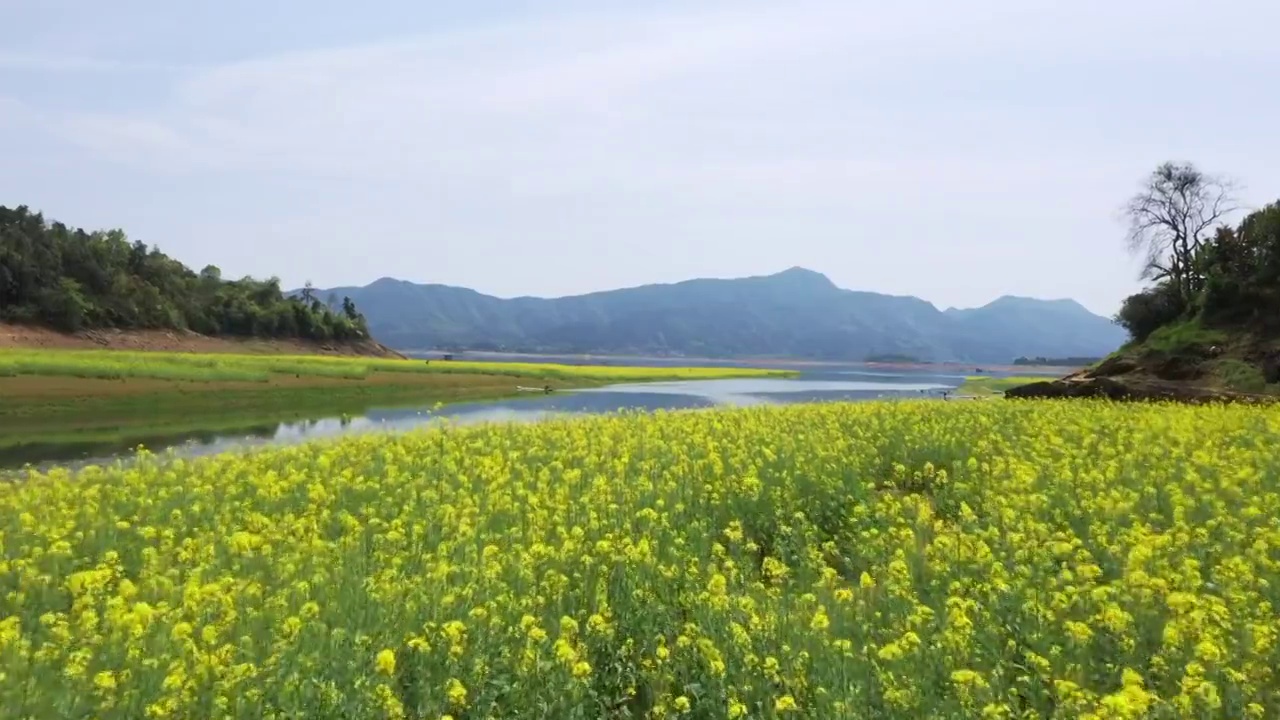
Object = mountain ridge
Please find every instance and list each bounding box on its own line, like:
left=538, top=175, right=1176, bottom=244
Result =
left=353, top=271, right=1093, bottom=315
left=308, top=267, right=1126, bottom=362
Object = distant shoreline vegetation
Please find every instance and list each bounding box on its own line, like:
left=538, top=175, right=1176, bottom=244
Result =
left=1012, top=356, right=1101, bottom=367
left=862, top=353, right=921, bottom=363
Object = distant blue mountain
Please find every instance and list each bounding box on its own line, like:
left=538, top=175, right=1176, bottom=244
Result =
left=312, top=268, right=1126, bottom=362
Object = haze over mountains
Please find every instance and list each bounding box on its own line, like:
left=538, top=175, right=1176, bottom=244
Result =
left=313, top=268, right=1127, bottom=363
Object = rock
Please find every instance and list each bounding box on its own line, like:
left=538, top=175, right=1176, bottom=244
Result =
left=1002, top=381, right=1064, bottom=399
left=1263, top=353, right=1280, bottom=385
left=1004, top=375, right=1271, bottom=404
left=1151, top=354, right=1206, bottom=381
left=1005, top=376, right=1136, bottom=400
left=1091, top=356, right=1138, bottom=377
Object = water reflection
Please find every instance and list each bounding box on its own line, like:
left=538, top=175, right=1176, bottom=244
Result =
left=1, top=364, right=1045, bottom=472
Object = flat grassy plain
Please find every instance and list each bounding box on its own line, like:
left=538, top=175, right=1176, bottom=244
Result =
left=0, top=349, right=795, bottom=439
left=3, top=400, right=1279, bottom=718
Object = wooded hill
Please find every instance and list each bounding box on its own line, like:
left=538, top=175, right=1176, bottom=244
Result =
left=0, top=206, right=369, bottom=343
left=1013, top=162, right=1280, bottom=399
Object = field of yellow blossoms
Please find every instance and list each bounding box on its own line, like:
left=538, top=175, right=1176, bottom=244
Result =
left=3, top=400, right=1280, bottom=718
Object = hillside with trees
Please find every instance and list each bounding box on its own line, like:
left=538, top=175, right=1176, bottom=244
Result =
left=1, top=205, right=370, bottom=344
left=1010, top=162, right=1280, bottom=400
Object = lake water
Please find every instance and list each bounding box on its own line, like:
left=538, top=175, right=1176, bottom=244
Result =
left=0, top=363, right=1052, bottom=472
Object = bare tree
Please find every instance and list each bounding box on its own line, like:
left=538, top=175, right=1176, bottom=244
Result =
left=1124, top=162, right=1239, bottom=303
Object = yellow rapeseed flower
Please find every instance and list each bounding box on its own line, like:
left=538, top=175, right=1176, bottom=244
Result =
left=445, top=678, right=467, bottom=707
left=375, top=649, right=397, bottom=676
left=2, top=398, right=1279, bottom=717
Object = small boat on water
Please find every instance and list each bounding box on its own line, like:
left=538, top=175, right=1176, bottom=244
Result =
left=516, top=385, right=554, bottom=394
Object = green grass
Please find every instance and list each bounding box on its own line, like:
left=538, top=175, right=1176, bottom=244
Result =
left=0, top=349, right=798, bottom=460
left=956, top=375, right=1054, bottom=396
left=1208, top=359, right=1275, bottom=394
left=0, top=354, right=272, bottom=382
left=0, top=380, right=563, bottom=471
left=1141, top=319, right=1229, bottom=353
left=0, top=349, right=796, bottom=384
left=1, top=379, right=492, bottom=424
left=1118, top=319, right=1280, bottom=394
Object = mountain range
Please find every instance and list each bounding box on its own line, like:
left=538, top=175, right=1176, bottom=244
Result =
left=311, top=267, right=1127, bottom=362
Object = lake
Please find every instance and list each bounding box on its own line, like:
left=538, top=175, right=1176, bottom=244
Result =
left=0, top=362, right=1052, bottom=472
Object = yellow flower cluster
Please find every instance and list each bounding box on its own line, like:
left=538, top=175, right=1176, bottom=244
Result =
left=2, top=400, right=1279, bottom=718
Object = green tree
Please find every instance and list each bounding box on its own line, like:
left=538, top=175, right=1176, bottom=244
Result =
left=0, top=205, right=373, bottom=344
left=1201, top=202, right=1280, bottom=327
left=38, top=278, right=92, bottom=331
left=1114, top=281, right=1184, bottom=342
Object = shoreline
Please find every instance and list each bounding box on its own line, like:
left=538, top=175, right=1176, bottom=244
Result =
left=0, top=371, right=579, bottom=433
left=408, top=349, right=1081, bottom=375
left=0, top=348, right=792, bottom=440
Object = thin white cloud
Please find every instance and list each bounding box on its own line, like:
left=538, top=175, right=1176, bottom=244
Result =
left=41, top=2, right=1098, bottom=189
left=57, top=0, right=1277, bottom=180
left=0, top=52, right=189, bottom=74
left=5, top=0, right=1278, bottom=315
left=0, top=96, right=35, bottom=125
left=58, top=114, right=228, bottom=171
left=64, top=3, right=861, bottom=175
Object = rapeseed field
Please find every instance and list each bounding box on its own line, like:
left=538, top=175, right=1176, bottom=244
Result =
left=2, top=400, right=1279, bottom=718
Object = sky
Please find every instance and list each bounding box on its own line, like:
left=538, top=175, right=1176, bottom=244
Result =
left=2, top=1, right=1278, bottom=316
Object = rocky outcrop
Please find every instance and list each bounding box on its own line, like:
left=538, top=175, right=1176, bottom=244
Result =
left=1004, top=375, right=1272, bottom=404
left=1263, top=352, right=1280, bottom=385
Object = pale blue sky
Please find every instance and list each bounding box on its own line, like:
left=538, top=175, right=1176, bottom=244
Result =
left=3, top=0, right=1277, bottom=315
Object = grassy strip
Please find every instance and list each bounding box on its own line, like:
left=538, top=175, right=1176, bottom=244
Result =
left=0, top=372, right=576, bottom=433
left=955, top=375, right=1055, bottom=396
left=0, top=348, right=796, bottom=384
left=0, top=376, right=559, bottom=469
left=0, top=350, right=794, bottom=464
left=0, top=355, right=272, bottom=382
left=0, top=349, right=792, bottom=432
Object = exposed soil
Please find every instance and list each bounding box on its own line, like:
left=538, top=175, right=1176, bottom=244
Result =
left=0, top=322, right=404, bottom=358
left=1003, top=367, right=1276, bottom=404
left=1000, top=322, right=1280, bottom=405
left=1007, top=377, right=1246, bottom=403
